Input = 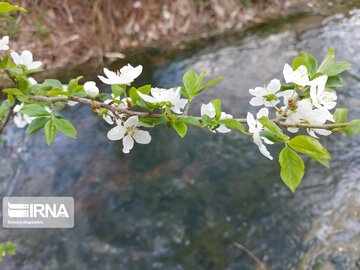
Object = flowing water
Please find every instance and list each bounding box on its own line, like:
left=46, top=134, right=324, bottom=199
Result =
left=1, top=6, right=360, bottom=270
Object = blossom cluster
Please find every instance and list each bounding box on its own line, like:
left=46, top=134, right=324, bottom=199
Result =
left=0, top=32, right=357, bottom=192
left=247, top=62, right=338, bottom=159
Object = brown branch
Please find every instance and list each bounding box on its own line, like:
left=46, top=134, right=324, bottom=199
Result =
left=0, top=100, right=18, bottom=134
left=233, top=242, right=268, bottom=270
left=27, top=95, right=350, bottom=130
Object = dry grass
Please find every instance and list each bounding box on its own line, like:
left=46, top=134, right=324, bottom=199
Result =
left=2, top=0, right=335, bottom=69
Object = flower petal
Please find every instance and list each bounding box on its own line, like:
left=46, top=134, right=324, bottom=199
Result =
left=249, top=97, right=264, bottom=106
left=249, top=87, right=267, bottom=97
left=267, top=79, right=281, bottom=93
left=21, top=50, right=33, bottom=65
left=107, top=125, right=126, bottom=141
left=122, top=134, right=134, bottom=153
left=132, top=129, right=151, bottom=144
left=11, top=51, right=21, bottom=65
left=124, top=116, right=139, bottom=127
left=138, top=92, right=157, bottom=103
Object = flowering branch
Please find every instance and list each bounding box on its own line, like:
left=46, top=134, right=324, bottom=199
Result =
left=0, top=17, right=359, bottom=192
left=27, top=95, right=350, bottom=130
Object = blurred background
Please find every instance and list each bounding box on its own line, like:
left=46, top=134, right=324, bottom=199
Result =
left=1, top=0, right=360, bottom=269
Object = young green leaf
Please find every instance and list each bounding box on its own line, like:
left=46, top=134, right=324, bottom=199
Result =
left=0, top=2, right=26, bottom=13
left=67, top=76, right=83, bottom=93
left=219, top=118, right=244, bottom=133
left=173, top=121, right=187, bottom=138
left=326, top=75, right=344, bottom=88
left=320, top=61, right=351, bottom=77
left=288, top=135, right=331, bottom=168
left=44, top=119, right=57, bottom=145
left=333, top=108, right=348, bottom=123
left=258, top=116, right=285, bottom=141
left=292, top=57, right=310, bottom=72
left=53, top=118, right=77, bottom=139
left=21, top=104, right=51, bottom=117
left=41, top=79, right=63, bottom=90
left=26, top=117, right=49, bottom=135
left=345, top=120, right=360, bottom=136
left=318, top=48, right=335, bottom=74
left=111, top=85, right=124, bottom=98
left=211, top=99, right=221, bottom=120
left=196, top=76, right=224, bottom=94
left=183, top=70, right=198, bottom=97
left=300, top=51, right=318, bottom=76
left=181, top=116, right=201, bottom=127
left=279, top=146, right=305, bottom=192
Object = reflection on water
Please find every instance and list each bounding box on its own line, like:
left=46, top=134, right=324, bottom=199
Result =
left=1, top=7, right=360, bottom=270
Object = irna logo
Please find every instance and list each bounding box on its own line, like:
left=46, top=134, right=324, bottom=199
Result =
left=7, top=202, right=69, bottom=218
left=3, top=197, right=74, bottom=228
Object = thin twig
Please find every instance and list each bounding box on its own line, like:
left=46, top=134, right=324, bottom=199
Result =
left=233, top=241, right=268, bottom=270
left=0, top=101, right=18, bottom=134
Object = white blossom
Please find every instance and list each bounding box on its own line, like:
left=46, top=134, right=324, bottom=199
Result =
left=0, top=36, right=9, bottom=51
left=283, top=64, right=310, bottom=87
left=107, top=116, right=151, bottom=153
left=201, top=102, right=233, bottom=133
left=103, top=96, right=132, bottom=125
left=13, top=103, right=33, bottom=128
left=310, top=75, right=337, bottom=110
left=84, top=81, right=99, bottom=98
left=138, top=87, right=187, bottom=114
left=98, top=64, right=142, bottom=85
left=28, top=77, right=37, bottom=85
left=249, top=79, right=281, bottom=107
left=11, top=50, right=42, bottom=70
left=284, top=99, right=334, bottom=137
left=246, top=108, right=273, bottom=160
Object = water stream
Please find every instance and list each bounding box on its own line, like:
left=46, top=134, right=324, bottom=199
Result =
left=1, top=6, right=360, bottom=270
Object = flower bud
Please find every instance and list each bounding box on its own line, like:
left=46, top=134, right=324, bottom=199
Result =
left=84, top=81, right=99, bottom=98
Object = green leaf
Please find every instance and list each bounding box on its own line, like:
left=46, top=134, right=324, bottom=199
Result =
left=292, top=56, right=310, bottom=72
left=193, top=71, right=206, bottom=92
left=333, top=108, right=348, bottom=123
left=196, top=76, right=224, bottom=94
left=47, top=88, right=67, bottom=97
left=300, top=51, right=318, bottom=76
left=345, top=120, right=360, bottom=136
left=183, top=70, right=198, bottom=96
left=111, top=85, right=124, bottom=98
left=181, top=116, right=201, bottom=127
left=201, top=114, right=216, bottom=126
left=258, top=116, right=285, bottom=141
left=21, top=104, right=51, bottom=117
left=219, top=118, right=244, bottom=133
left=2, top=88, right=25, bottom=98
left=288, top=135, right=331, bottom=168
left=318, top=48, right=335, bottom=74
left=326, top=75, right=344, bottom=88
left=0, top=2, right=26, bottom=13
left=129, top=85, right=151, bottom=103
left=26, top=117, right=49, bottom=135
left=260, top=130, right=285, bottom=143
left=173, top=121, right=187, bottom=138
left=67, top=76, right=83, bottom=93
left=54, top=118, right=77, bottom=139
left=139, top=117, right=167, bottom=126
left=41, top=79, right=63, bottom=90
left=320, top=61, right=351, bottom=77
left=44, top=119, right=57, bottom=145
left=4, top=242, right=16, bottom=255
left=211, top=99, right=221, bottom=120
left=279, top=146, right=305, bottom=192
